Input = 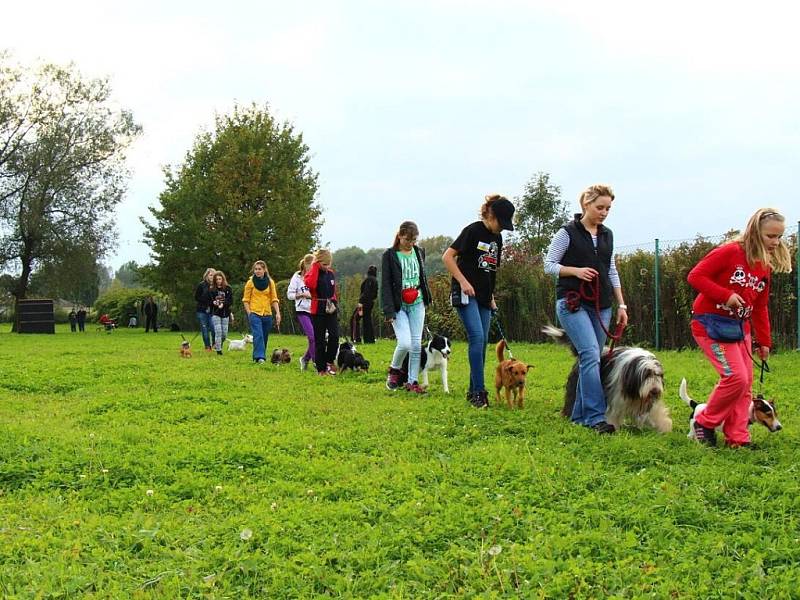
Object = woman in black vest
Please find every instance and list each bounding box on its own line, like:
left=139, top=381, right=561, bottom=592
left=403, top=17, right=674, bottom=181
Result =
left=544, top=184, right=628, bottom=434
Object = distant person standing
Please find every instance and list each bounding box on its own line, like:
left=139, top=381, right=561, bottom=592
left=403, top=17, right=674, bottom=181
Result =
left=68, top=307, right=77, bottom=332
left=144, top=296, right=159, bottom=333
left=358, top=265, right=379, bottom=343
left=76, top=306, right=87, bottom=332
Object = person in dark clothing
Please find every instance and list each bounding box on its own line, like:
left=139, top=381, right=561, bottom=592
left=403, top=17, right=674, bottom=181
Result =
left=195, top=268, right=216, bottom=350
left=68, top=308, right=77, bottom=332
left=304, top=248, right=340, bottom=375
left=144, top=296, right=159, bottom=332
left=76, top=307, right=87, bottom=332
left=356, top=265, right=379, bottom=343
left=443, top=194, right=515, bottom=408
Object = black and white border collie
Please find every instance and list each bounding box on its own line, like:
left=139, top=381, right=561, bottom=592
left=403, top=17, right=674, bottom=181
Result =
left=543, top=325, right=672, bottom=433
left=337, top=339, right=370, bottom=372
left=400, top=332, right=452, bottom=393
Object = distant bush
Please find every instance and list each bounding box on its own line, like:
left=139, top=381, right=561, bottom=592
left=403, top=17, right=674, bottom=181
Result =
left=94, top=287, right=159, bottom=323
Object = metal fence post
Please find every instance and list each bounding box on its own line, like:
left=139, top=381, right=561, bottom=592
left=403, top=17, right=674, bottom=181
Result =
left=654, top=238, right=661, bottom=351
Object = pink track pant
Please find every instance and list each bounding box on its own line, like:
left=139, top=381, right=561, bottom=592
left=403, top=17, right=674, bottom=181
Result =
left=691, top=321, right=753, bottom=446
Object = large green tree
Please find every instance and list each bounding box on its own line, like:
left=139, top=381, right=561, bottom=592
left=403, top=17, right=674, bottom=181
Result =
left=513, top=172, right=569, bottom=255
left=142, top=104, right=321, bottom=313
left=0, top=54, right=140, bottom=327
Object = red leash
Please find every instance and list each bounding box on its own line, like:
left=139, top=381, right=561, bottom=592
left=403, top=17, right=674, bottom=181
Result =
left=565, top=277, right=626, bottom=352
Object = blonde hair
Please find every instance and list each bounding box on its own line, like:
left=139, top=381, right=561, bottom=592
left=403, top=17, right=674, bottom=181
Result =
left=578, top=184, right=615, bottom=214
left=251, top=260, right=269, bottom=276
left=392, top=221, right=419, bottom=250
left=480, top=194, right=509, bottom=220
left=298, top=253, right=314, bottom=274
left=202, top=267, right=216, bottom=281
left=314, top=248, right=332, bottom=265
left=737, top=208, right=792, bottom=273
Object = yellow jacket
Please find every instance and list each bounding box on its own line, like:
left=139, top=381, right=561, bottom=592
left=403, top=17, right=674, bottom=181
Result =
left=243, top=277, right=279, bottom=316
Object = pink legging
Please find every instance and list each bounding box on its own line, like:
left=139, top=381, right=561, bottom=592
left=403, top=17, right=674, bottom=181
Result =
left=691, top=322, right=753, bottom=446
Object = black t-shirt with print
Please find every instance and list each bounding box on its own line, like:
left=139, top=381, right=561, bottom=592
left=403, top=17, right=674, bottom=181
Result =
left=450, top=221, right=503, bottom=308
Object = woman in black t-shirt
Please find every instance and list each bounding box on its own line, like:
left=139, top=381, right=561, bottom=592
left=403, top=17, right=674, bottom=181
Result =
left=443, top=194, right=515, bottom=408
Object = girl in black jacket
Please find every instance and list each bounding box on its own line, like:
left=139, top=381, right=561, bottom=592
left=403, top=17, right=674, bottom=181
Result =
left=208, top=271, right=233, bottom=355
left=381, top=221, right=432, bottom=394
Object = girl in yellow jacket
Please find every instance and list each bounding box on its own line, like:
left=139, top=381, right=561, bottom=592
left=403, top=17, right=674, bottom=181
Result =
left=243, top=260, right=282, bottom=363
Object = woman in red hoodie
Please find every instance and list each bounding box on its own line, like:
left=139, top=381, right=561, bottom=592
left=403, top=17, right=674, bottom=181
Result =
left=304, top=248, right=340, bottom=376
left=687, top=208, right=792, bottom=447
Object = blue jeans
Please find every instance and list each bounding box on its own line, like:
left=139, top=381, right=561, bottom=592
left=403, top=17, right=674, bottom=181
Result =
left=556, top=298, right=612, bottom=427
left=456, top=297, right=493, bottom=393
left=390, top=302, right=426, bottom=383
left=249, top=313, right=273, bottom=361
left=196, top=310, right=215, bottom=349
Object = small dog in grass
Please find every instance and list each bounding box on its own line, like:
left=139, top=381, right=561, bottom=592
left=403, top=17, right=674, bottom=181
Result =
left=337, top=339, right=369, bottom=372
left=270, top=348, right=292, bottom=364
left=179, top=340, right=192, bottom=358
left=399, top=331, right=452, bottom=393
left=680, top=378, right=781, bottom=441
left=228, top=334, right=253, bottom=351
left=494, top=339, right=533, bottom=409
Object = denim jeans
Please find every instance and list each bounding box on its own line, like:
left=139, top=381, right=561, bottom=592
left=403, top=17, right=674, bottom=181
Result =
left=456, top=297, right=493, bottom=393
left=196, top=310, right=215, bottom=349
left=556, top=298, right=612, bottom=427
left=390, top=302, right=426, bottom=383
left=249, top=313, right=273, bottom=361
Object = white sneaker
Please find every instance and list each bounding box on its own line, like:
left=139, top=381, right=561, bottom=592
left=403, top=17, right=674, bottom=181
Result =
left=299, top=357, right=308, bottom=371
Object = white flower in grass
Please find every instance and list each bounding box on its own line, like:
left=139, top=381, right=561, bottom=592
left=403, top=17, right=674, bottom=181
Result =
left=214, top=485, right=222, bottom=492
left=146, top=489, right=154, bottom=496
left=240, top=528, right=253, bottom=541
left=270, top=502, right=277, bottom=510
left=488, top=545, right=502, bottom=557
left=306, top=489, right=314, bottom=496
left=101, top=469, right=108, bottom=474
left=89, top=433, right=95, bottom=438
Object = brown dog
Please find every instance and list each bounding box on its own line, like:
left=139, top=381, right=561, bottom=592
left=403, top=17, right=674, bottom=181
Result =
left=180, top=340, right=192, bottom=358
left=271, top=348, right=292, bottom=364
left=494, top=340, right=533, bottom=409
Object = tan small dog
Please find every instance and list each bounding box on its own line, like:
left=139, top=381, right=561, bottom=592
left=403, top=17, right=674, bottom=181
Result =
left=494, top=340, right=533, bottom=409
left=180, top=340, right=192, bottom=358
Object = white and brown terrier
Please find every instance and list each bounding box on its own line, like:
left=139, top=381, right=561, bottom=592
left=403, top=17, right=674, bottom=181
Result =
left=680, top=378, right=781, bottom=439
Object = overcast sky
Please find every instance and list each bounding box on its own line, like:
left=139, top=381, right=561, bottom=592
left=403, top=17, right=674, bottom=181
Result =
left=5, top=0, right=800, bottom=270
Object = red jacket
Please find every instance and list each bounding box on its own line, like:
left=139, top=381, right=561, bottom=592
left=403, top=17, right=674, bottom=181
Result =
left=303, top=262, right=338, bottom=316
left=687, top=241, right=772, bottom=347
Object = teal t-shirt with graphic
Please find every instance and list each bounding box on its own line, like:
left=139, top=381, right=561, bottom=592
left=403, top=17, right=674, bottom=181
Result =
left=396, top=250, right=422, bottom=305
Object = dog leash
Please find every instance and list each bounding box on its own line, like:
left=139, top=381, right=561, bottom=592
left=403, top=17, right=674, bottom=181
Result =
left=492, top=310, right=515, bottom=359
left=564, top=276, right=626, bottom=352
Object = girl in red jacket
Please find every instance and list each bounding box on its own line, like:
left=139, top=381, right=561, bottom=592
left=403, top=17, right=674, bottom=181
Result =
left=304, top=248, right=340, bottom=375
left=687, top=208, right=792, bottom=447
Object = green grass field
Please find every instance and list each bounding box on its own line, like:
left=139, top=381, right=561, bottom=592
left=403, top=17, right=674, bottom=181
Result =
left=1, top=326, right=799, bottom=598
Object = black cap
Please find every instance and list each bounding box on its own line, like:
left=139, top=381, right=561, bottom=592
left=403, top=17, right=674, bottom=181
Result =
left=491, top=198, right=515, bottom=231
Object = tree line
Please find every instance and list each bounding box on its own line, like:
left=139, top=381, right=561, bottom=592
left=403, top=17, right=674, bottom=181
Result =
left=3, top=52, right=797, bottom=349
